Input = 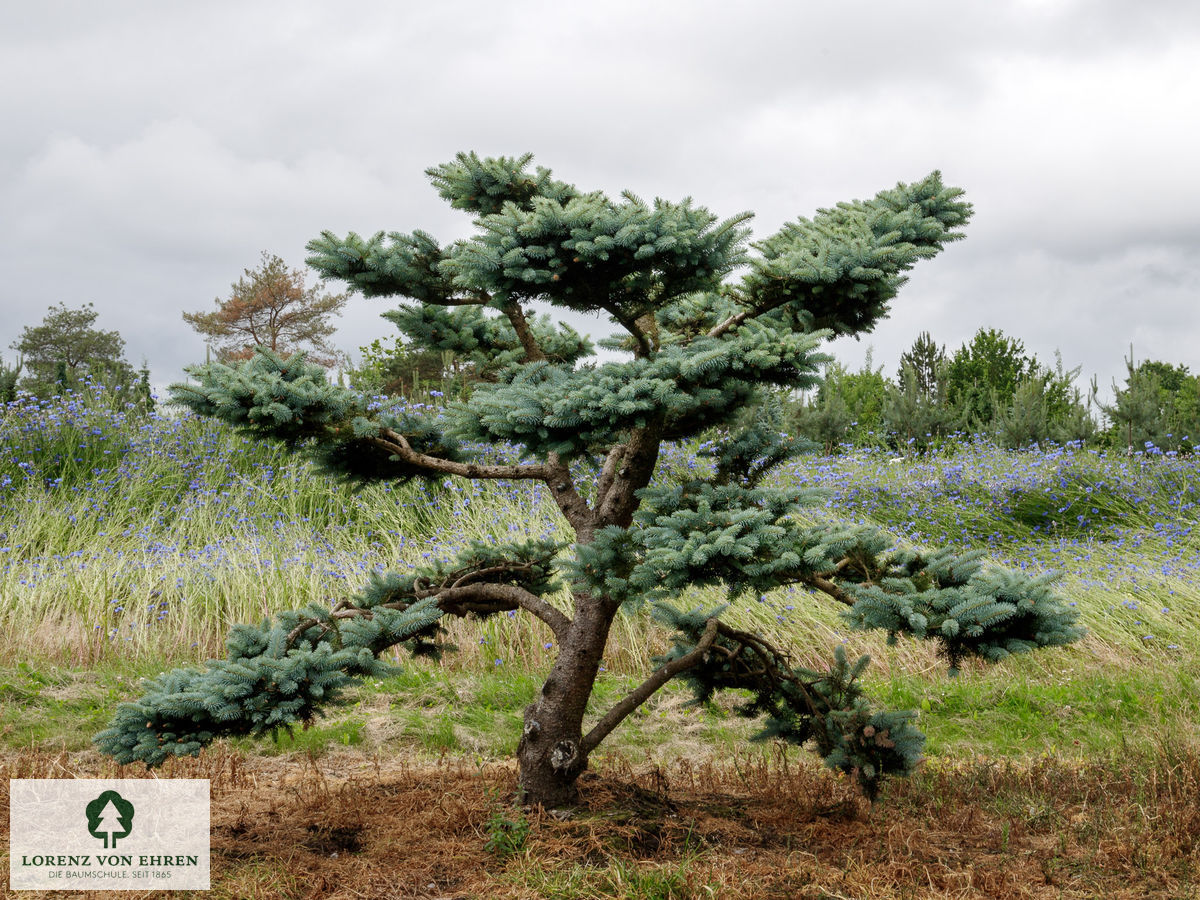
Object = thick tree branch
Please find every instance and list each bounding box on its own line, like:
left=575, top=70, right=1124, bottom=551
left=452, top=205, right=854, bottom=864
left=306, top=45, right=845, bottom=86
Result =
left=431, top=294, right=492, bottom=307
left=718, top=625, right=826, bottom=723
left=707, top=308, right=754, bottom=339
left=501, top=300, right=548, bottom=362
left=285, top=582, right=572, bottom=647
left=546, top=452, right=597, bottom=540
left=609, top=308, right=653, bottom=358
left=594, top=445, right=626, bottom=510
left=580, top=617, right=720, bottom=755
left=804, top=573, right=859, bottom=607
left=596, top=417, right=664, bottom=527
left=435, top=583, right=571, bottom=639
left=374, top=429, right=554, bottom=481
left=284, top=598, right=359, bottom=647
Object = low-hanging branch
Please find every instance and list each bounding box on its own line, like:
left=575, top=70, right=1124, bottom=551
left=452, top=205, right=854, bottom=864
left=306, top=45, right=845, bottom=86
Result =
left=802, top=573, right=859, bottom=607
left=582, top=618, right=840, bottom=758
left=580, top=617, right=720, bottom=754
left=435, top=583, right=571, bottom=636
left=281, top=540, right=573, bottom=649
left=285, top=581, right=571, bottom=648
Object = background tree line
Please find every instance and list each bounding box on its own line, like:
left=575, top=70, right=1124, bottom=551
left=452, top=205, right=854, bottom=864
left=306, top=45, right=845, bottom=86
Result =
left=2, top=252, right=346, bottom=407
left=4, top=265, right=1196, bottom=457
left=786, top=328, right=1200, bottom=454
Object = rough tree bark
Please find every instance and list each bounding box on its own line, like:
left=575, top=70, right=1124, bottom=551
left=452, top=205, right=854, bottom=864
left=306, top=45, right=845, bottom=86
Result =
left=516, top=594, right=618, bottom=806
left=513, top=417, right=663, bottom=804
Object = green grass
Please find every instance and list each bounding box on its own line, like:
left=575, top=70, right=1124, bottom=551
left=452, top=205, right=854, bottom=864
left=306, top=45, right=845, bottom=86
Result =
left=0, top=661, right=147, bottom=750
left=507, top=852, right=718, bottom=900
left=871, top=653, right=1200, bottom=758
left=0, top=656, right=764, bottom=764
left=238, top=719, right=368, bottom=756
left=8, top=645, right=1200, bottom=776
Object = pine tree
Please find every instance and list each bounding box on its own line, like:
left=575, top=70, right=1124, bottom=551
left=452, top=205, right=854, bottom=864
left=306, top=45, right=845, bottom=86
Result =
left=349, top=335, right=456, bottom=398
left=884, top=361, right=961, bottom=452
left=791, top=362, right=854, bottom=453
left=183, top=252, right=349, bottom=367
left=896, top=331, right=946, bottom=399
left=95, top=153, right=1082, bottom=806
left=995, top=353, right=1095, bottom=450
left=793, top=354, right=890, bottom=451
left=0, top=356, right=20, bottom=403
left=1103, top=353, right=1200, bottom=453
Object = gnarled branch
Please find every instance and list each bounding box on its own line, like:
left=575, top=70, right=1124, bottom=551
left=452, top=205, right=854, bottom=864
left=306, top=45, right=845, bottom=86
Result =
left=594, top=445, right=626, bottom=510
left=546, top=453, right=598, bottom=539
left=436, top=583, right=572, bottom=639
left=285, top=581, right=571, bottom=649
left=595, top=417, right=664, bottom=527
left=374, top=429, right=554, bottom=481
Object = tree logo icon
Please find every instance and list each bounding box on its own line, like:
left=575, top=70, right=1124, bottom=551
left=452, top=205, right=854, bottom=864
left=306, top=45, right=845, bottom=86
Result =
left=85, top=790, right=135, bottom=849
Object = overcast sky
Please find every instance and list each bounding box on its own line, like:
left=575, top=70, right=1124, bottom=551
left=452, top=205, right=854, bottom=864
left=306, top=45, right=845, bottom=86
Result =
left=2, top=0, right=1198, bottom=404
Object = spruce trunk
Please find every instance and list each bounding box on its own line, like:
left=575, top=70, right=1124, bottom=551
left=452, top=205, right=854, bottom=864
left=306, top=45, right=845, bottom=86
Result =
left=516, top=595, right=615, bottom=806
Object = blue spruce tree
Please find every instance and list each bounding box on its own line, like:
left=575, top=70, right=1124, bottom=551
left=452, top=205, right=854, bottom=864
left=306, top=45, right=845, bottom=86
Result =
left=95, top=153, right=1082, bottom=806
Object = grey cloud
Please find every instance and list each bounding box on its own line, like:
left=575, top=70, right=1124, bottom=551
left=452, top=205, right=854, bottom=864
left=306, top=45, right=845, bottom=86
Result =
left=0, top=0, right=1197, bottom=406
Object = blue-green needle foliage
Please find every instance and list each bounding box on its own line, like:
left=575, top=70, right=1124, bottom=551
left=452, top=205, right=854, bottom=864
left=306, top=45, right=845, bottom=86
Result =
left=171, top=349, right=466, bottom=485
left=94, top=597, right=444, bottom=766
left=98, top=154, right=1081, bottom=800
left=843, top=548, right=1082, bottom=673
left=95, top=534, right=561, bottom=766
left=94, top=535, right=563, bottom=766
left=656, top=605, right=922, bottom=801
left=383, top=304, right=593, bottom=380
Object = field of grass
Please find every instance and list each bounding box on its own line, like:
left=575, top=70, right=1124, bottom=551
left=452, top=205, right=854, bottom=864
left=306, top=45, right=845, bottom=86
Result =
left=3, top=384, right=1200, bottom=897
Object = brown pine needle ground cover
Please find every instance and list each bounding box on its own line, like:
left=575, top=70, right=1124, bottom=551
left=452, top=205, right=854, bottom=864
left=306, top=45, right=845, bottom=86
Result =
left=3, top=743, right=1199, bottom=899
